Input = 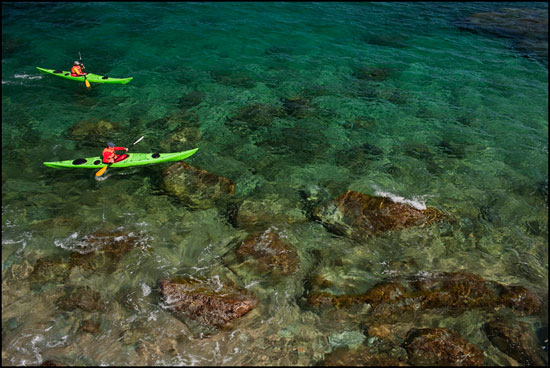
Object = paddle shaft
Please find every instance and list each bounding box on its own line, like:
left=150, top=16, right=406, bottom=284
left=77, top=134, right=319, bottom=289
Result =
left=79, top=52, right=90, bottom=88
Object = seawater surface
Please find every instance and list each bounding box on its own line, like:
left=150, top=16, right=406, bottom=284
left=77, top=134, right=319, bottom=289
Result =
left=2, top=2, right=548, bottom=366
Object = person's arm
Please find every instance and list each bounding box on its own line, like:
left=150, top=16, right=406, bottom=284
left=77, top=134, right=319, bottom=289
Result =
left=114, top=146, right=129, bottom=152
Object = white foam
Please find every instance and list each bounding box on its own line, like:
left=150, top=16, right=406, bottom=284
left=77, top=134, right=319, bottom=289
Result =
left=141, top=282, right=151, bottom=297
left=54, top=231, right=99, bottom=254
left=2, top=80, right=22, bottom=85
left=372, top=186, right=427, bottom=210
left=14, top=74, right=42, bottom=80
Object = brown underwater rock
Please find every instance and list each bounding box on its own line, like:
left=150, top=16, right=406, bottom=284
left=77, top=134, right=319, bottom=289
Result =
left=312, top=190, right=446, bottom=239
left=79, top=319, right=101, bottom=334
left=158, top=276, right=257, bottom=329
left=69, top=230, right=143, bottom=274
left=353, top=66, right=393, bottom=81
left=235, top=195, right=307, bottom=231
left=55, top=286, right=105, bottom=312
left=306, top=271, right=542, bottom=317
left=497, top=284, right=543, bottom=315
left=320, top=346, right=409, bottom=366
left=456, top=8, right=548, bottom=66
left=162, top=162, right=235, bottom=209
left=403, top=327, right=484, bottom=366
left=483, top=319, right=546, bottom=366
left=68, top=119, right=121, bottom=142
left=29, top=257, right=71, bottom=285
left=235, top=226, right=299, bottom=276
left=280, top=96, right=313, bottom=118
left=212, top=70, right=256, bottom=88
left=228, top=103, right=285, bottom=128
left=179, top=90, right=204, bottom=109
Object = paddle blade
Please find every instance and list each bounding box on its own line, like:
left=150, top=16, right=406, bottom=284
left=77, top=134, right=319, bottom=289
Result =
left=132, top=136, right=145, bottom=146
left=85, top=78, right=91, bottom=88
left=96, top=165, right=108, bottom=177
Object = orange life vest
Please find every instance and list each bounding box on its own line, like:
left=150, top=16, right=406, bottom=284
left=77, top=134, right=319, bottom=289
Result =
left=102, top=147, right=117, bottom=163
left=71, top=65, right=84, bottom=77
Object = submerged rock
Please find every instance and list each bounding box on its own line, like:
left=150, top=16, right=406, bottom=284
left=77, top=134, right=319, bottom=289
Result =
left=40, top=361, right=62, bottom=367
left=306, top=271, right=543, bottom=318
left=69, top=230, right=143, bottom=273
left=497, top=284, right=543, bottom=315
left=2, top=36, right=29, bottom=56
left=162, top=161, right=235, bottom=209
left=160, top=126, right=202, bottom=152
left=335, top=143, right=384, bottom=174
left=259, top=124, right=328, bottom=160
left=320, top=346, right=408, bottom=366
left=148, top=109, right=201, bottom=131
left=55, top=286, right=105, bottom=312
left=353, top=66, right=393, bottom=82
left=235, top=226, right=299, bottom=276
left=179, top=90, right=204, bottom=109
left=158, top=276, right=257, bottom=329
left=79, top=319, right=101, bottom=334
left=29, top=257, right=71, bottom=286
left=68, top=119, right=121, bottom=142
left=377, top=88, right=409, bottom=105
left=455, top=7, right=548, bottom=66
left=402, top=142, right=433, bottom=160
left=361, top=34, right=408, bottom=49
left=264, top=46, right=293, bottom=56
left=312, top=190, right=446, bottom=239
left=280, top=96, right=313, bottom=118
left=403, top=327, right=484, bottom=366
left=483, top=319, right=546, bottom=366
left=437, top=140, right=465, bottom=159
left=227, top=103, right=285, bottom=128
left=537, top=177, right=548, bottom=203
left=235, top=194, right=307, bottom=231
left=212, top=70, right=256, bottom=88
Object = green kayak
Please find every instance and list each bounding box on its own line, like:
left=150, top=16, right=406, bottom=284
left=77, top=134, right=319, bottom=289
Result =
left=43, top=148, right=198, bottom=169
left=36, top=67, right=133, bottom=84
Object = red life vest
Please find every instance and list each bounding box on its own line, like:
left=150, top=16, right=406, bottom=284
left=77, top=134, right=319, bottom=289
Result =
left=71, top=65, right=84, bottom=77
left=102, top=147, right=116, bottom=163
left=102, top=146, right=128, bottom=163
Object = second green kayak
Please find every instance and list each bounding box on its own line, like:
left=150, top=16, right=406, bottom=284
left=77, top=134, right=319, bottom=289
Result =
left=43, top=148, right=198, bottom=169
left=36, top=67, right=133, bottom=84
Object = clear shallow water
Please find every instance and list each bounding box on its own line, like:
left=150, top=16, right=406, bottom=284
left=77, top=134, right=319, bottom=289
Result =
left=2, top=2, right=548, bottom=366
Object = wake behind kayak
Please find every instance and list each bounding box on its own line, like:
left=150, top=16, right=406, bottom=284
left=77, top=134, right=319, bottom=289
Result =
left=36, top=67, right=133, bottom=85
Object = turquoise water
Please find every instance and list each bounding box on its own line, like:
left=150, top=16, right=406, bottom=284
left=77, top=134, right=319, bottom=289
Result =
left=2, top=2, right=548, bottom=366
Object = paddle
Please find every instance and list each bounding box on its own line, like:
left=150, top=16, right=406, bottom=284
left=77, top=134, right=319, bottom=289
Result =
left=95, top=136, right=144, bottom=177
left=79, top=52, right=90, bottom=88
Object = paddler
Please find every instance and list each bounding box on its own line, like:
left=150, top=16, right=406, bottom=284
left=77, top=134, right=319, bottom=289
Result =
left=70, top=61, right=88, bottom=77
left=102, top=142, right=129, bottom=164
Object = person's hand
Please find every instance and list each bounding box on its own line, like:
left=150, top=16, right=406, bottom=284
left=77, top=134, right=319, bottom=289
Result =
left=125, top=148, right=128, bottom=152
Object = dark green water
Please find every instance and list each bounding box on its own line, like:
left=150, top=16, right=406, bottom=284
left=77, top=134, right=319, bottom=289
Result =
left=2, top=2, right=548, bottom=366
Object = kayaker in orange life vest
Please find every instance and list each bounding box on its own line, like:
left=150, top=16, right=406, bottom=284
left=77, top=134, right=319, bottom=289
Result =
left=102, top=142, right=129, bottom=164
left=70, top=61, right=88, bottom=77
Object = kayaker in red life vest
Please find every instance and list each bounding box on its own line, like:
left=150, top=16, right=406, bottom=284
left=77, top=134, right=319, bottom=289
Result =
left=71, top=61, right=88, bottom=77
left=102, top=142, right=129, bottom=164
